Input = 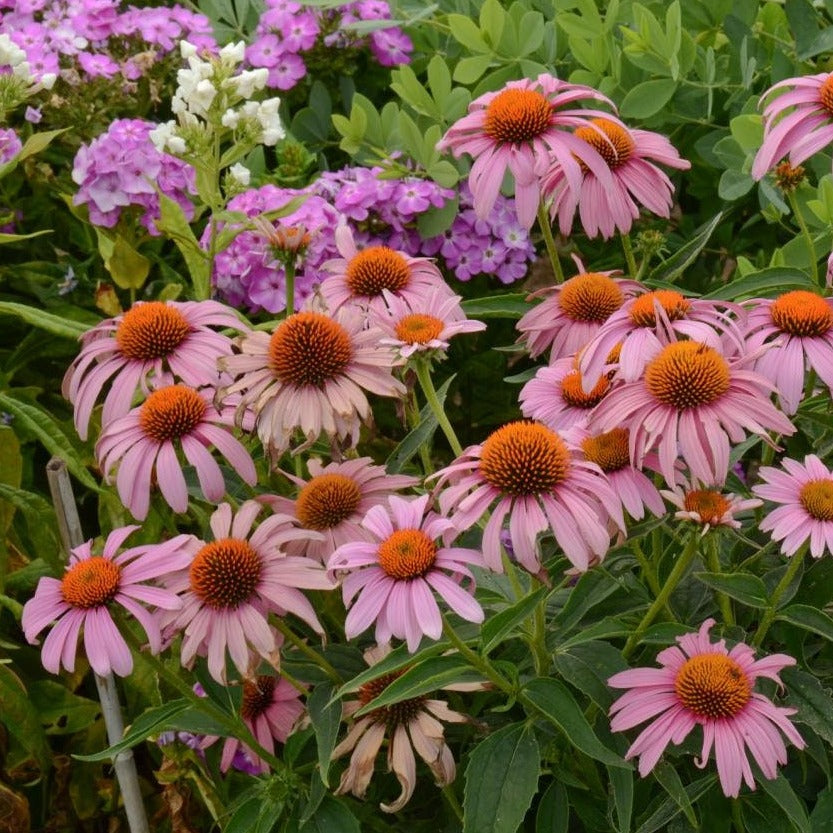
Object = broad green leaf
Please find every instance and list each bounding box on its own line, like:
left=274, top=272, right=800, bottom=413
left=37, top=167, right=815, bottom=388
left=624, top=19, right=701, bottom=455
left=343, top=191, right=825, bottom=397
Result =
left=704, top=267, right=815, bottom=300
left=694, top=571, right=768, bottom=608
left=461, top=294, right=529, bottom=319
left=782, top=667, right=833, bottom=747
left=619, top=80, right=677, bottom=119
left=652, top=761, right=698, bottom=829
left=0, top=427, right=21, bottom=534
left=17, top=128, right=68, bottom=162
left=778, top=604, right=833, bottom=643
left=156, top=194, right=210, bottom=298
left=447, top=14, right=489, bottom=52
left=718, top=169, right=754, bottom=201
left=810, top=786, right=833, bottom=832
left=648, top=212, right=723, bottom=284
left=758, top=774, right=810, bottom=833
left=417, top=197, right=459, bottom=238
left=552, top=569, right=621, bottom=632
left=300, top=795, right=361, bottom=833
left=29, top=681, right=101, bottom=735
left=0, top=301, right=90, bottom=339
left=307, top=683, right=341, bottom=786
left=552, top=641, right=627, bottom=710
left=0, top=664, right=52, bottom=773
left=464, top=723, right=540, bottom=833
left=523, top=678, right=629, bottom=767
left=453, top=55, right=493, bottom=85
left=535, top=780, right=568, bottom=833
left=635, top=775, right=716, bottom=833
left=481, top=586, right=548, bottom=654
left=105, top=235, right=150, bottom=291
left=556, top=617, right=630, bottom=650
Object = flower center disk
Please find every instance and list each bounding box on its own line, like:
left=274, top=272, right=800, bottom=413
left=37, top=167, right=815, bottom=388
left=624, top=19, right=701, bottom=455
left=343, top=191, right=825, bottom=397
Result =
left=645, top=342, right=730, bottom=410
left=574, top=118, right=635, bottom=169
left=770, top=290, right=833, bottom=338
left=560, top=370, right=609, bottom=409
left=395, top=314, right=444, bottom=345
left=483, top=88, right=552, bottom=144
left=581, top=428, right=630, bottom=473
left=61, top=557, right=121, bottom=608
left=674, top=654, right=751, bottom=719
left=377, top=529, right=437, bottom=580
left=241, top=675, right=277, bottom=720
left=359, top=670, right=426, bottom=725
left=268, top=312, right=353, bottom=387
left=820, top=74, right=833, bottom=118
left=684, top=489, right=731, bottom=525
left=629, top=290, right=691, bottom=328
left=480, top=421, right=571, bottom=496
left=558, top=272, right=624, bottom=322
left=139, top=385, right=206, bottom=442
left=799, top=479, right=833, bottom=521
left=115, top=302, right=191, bottom=361
left=345, top=247, right=411, bottom=297
left=189, top=538, right=262, bottom=609
left=296, top=473, right=362, bottom=530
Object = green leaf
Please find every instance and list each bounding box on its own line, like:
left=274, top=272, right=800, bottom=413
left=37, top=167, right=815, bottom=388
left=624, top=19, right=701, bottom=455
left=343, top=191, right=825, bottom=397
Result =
left=704, top=267, right=816, bottom=300
left=481, top=587, right=548, bottom=654
left=307, top=683, right=341, bottom=786
left=535, top=780, right=568, bottom=833
left=758, top=774, right=810, bottom=833
left=552, top=569, right=621, bottom=632
left=609, top=762, right=633, bottom=833
left=652, top=761, right=698, bottom=829
left=0, top=301, right=90, bottom=339
left=648, top=213, right=723, bottom=284
left=29, top=681, right=101, bottom=735
left=782, top=667, right=833, bottom=747
left=695, top=571, right=769, bottom=608
left=417, top=197, right=459, bottom=238
left=453, top=55, right=493, bottom=85
left=0, top=426, right=21, bottom=534
left=0, top=664, right=52, bottom=772
left=619, top=80, right=677, bottom=119
left=464, top=723, right=540, bottom=833
left=552, top=642, right=627, bottom=710
left=556, top=617, right=630, bottom=650
left=461, top=293, right=529, bottom=319
left=16, top=128, right=68, bottom=162
left=523, top=678, right=629, bottom=768
left=0, top=229, right=52, bottom=245
left=778, top=604, right=833, bottom=642
left=354, top=655, right=485, bottom=717
left=635, top=775, right=716, bottom=833
left=0, top=393, right=99, bottom=491
left=718, top=169, right=754, bottom=201
left=156, top=193, right=209, bottom=298
left=105, top=235, right=150, bottom=291
left=300, top=795, right=361, bottom=833
left=447, top=13, right=489, bottom=52
left=810, top=786, right=833, bottom=833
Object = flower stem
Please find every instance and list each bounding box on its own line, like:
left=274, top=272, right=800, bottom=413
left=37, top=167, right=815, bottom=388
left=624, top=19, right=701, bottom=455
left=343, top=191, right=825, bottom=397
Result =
left=273, top=618, right=343, bottom=684
left=442, top=784, right=464, bottom=823
left=441, top=615, right=514, bottom=696
left=622, top=533, right=701, bottom=659
left=536, top=203, right=565, bottom=283
left=415, top=360, right=463, bottom=457
left=752, top=547, right=806, bottom=647
left=706, top=534, right=734, bottom=626
left=621, top=233, right=638, bottom=277
left=788, top=191, right=819, bottom=285
left=285, top=260, right=296, bottom=316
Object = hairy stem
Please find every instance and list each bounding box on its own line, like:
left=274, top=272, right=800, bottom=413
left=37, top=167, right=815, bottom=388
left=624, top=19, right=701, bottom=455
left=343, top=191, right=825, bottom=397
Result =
left=752, top=547, right=806, bottom=647
left=415, top=360, right=463, bottom=457
left=537, top=203, right=565, bottom=283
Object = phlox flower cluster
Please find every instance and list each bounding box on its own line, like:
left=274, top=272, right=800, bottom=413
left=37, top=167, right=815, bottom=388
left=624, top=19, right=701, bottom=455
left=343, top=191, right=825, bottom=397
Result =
left=72, top=118, right=196, bottom=233
left=0, top=126, right=21, bottom=163
left=246, top=0, right=411, bottom=91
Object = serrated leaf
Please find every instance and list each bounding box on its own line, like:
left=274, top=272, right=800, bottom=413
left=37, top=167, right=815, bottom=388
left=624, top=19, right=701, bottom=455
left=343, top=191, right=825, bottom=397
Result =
left=782, top=667, right=833, bottom=747
left=0, top=301, right=90, bottom=339
left=464, top=723, right=540, bottom=833
left=308, top=683, right=340, bottom=786
left=0, top=664, right=52, bottom=773
left=523, top=678, right=629, bottom=768
left=481, top=587, right=548, bottom=654
left=695, top=571, right=769, bottom=608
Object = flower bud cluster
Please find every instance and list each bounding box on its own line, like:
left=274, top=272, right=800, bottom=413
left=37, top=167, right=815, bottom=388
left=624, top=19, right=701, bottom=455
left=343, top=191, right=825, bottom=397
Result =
left=0, top=33, right=55, bottom=119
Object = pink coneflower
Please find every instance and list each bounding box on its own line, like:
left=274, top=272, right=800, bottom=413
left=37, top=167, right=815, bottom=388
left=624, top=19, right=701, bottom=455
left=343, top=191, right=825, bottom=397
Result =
left=437, top=74, right=620, bottom=229
left=753, top=454, right=833, bottom=557
left=432, top=421, right=623, bottom=574
left=516, top=261, right=643, bottom=362
left=661, top=479, right=761, bottom=533
left=744, top=290, right=833, bottom=414
left=218, top=309, right=406, bottom=460
left=520, top=357, right=613, bottom=431
left=262, top=457, right=418, bottom=564
left=96, top=384, right=257, bottom=521
left=377, top=290, right=486, bottom=359
left=578, top=290, right=746, bottom=392
left=219, top=674, right=305, bottom=774
left=540, top=119, right=690, bottom=239
left=328, top=495, right=485, bottom=652
left=609, top=619, right=805, bottom=798
left=63, top=300, right=244, bottom=440
left=320, top=226, right=454, bottom=319
left=22, top=525, right=195, bottom=677
left=752, top=72, right=833, bottom=179
left=589, top=340, right=795, bottom=487
left=569, top=426, right=665, bottom=521
left=160, top=501, right=335, bottom=682
left=334, top=644, right=477, bottom=813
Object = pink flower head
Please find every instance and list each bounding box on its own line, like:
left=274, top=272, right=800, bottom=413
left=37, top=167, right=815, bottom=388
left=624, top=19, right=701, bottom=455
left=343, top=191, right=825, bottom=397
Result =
left=220, top=674, right=305, bottom=774
left=578, top=290, right=747, bottom=393
left=63, top=300, right=245, bottom=440
left=328, top=495, right=485, bottom=652
left=432, top=421, right=624, bottom=574
left=262, top=457, right=418, bottom=564
left=752, top=72, right=833, bottom=179
left=609, top=619, right=805, bottom=798
left=753, top=454, right=833, bottom=557
left=520, top=356, right=614, bottom=431
left=661, top=479, right=762, bottom=534
left=320, top=225, right=454, bottom=319
left=22, top=525, right=195, bottom=677
left=516, top=260, right=643, bottom=362
left=744, top=290, right=833, bottom=414
left=96, top=384, right=257, bottom=521
left=160, top=501, right=335, bottom=682
left=589, top=340, right=795, bottom=488
left=333, top=643, right=477, bottom=812
left=218, top=309, right=406, bottom=460
left=541, top=119, right=690, bottom=239
left=437, top=74, right=621, bottom=229
left=377, top=289, right=486, bottom=359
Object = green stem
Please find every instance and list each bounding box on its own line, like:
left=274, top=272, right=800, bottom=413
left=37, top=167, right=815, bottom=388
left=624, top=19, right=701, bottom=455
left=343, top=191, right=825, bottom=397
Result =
left=536, top=203, right=565, bottom=283
left=621, top=233, right=638, bottom=277
left=273, top=618, right=342, bottom=684
left=631, top=539, right=661, bottom=598
left=415, top=360, right=463, bottom=457
left=705, top=534, right=734, bottom=626
left=731, top=798, right=746, bottom=833
left=788, top=191, right=819, bottom=285
left=622, top=533, right=701, bottom=659
left=442, top=616, right=514, bottom=696
left=442, top=784, right=464, bottom=823
left=284, top=259, right=296, bottom=316
left=530, top=589, right=550, bottom=676
left=752, top=547, right=806, bottom=647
